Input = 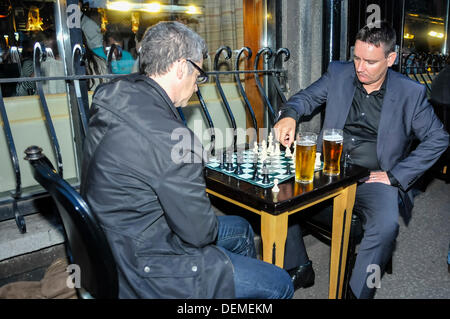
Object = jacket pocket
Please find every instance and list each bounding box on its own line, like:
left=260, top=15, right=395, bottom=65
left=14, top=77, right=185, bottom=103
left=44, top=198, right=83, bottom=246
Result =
left=136, top=254, right=202, bottom=298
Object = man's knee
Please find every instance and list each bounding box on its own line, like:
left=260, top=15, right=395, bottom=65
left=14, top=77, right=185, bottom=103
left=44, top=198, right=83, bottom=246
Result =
left=367, top=218, right=399, bottom=247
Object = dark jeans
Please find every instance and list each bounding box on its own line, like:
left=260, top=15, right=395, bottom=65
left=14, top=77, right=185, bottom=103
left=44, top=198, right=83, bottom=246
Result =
left=216, top=215, right=294, bottom=299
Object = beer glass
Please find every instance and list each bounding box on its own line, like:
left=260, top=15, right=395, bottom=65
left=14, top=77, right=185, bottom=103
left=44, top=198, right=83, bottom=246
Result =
left=295, top=132, right=317, bottom=183
left=322, top=129, right=343, bottom=176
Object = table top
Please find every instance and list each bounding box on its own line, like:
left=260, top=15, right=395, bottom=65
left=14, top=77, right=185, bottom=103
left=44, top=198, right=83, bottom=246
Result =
left=205, top=164, right=370, bottom=215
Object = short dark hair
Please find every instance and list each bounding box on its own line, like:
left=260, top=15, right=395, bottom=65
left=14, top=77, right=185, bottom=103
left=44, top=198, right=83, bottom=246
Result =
left=139, top=21, right=207, bottom=76
left=355, top=21, right=396, bottom=56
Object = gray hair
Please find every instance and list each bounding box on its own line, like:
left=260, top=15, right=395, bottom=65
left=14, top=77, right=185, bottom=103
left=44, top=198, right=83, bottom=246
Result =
left=139, top=21, right=208, bottom=76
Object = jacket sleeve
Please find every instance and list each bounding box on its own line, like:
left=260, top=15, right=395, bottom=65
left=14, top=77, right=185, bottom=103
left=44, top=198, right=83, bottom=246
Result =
left=150, top=127, right=218, bottom=248
left=390, top=86, right=449, bottom=190
left=277, top=63, right=332, bottom=122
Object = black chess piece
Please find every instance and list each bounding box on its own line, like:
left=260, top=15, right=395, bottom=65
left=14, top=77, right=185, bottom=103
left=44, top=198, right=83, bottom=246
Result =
left=286, top=162, right=292, bottom=175
left=225, top=151, right=234, bottom=171
left=219, top=151, right=225, bottom=169
left=252, top=165, right=259, bottom=181
left=234, top=162, right=243, bottom=175
left=262, top=164, right=270, bottom=184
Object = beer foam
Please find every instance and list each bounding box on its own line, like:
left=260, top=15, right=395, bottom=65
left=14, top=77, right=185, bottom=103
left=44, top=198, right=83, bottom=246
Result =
left=323, top=135, right=343, bottom=142
left=298, top=141, right=316, bottom=146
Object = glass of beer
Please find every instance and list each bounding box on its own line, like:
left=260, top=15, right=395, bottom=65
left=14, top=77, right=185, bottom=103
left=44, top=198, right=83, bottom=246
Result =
left=295, top=132, right=317, bottom=183
left=322, top=129, right=343, bottom=176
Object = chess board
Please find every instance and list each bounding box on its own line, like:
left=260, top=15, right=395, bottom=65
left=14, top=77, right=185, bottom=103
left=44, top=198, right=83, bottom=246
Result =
left=206, top=149, right=296, bottom=188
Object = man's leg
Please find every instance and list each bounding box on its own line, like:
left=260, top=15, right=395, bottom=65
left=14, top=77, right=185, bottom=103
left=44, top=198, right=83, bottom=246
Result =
left=216, top=215, right=293, bottom=299
left=350, top=182, right=400, bottom=299
left=216, top=215, right=256, bottom=258
left=284, top=223, right=310, bottom=270
left=218, top=247, right=294, bottom=299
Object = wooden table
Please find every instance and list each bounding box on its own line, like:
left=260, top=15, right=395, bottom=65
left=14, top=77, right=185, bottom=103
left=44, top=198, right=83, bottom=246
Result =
left=205, top=163, right=369, bottom=299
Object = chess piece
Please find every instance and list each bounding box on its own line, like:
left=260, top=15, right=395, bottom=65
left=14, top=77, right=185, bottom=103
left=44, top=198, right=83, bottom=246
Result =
left=234, top=162, right=243, bottom=175
left=268, top=132, right=273, bottom=146
left=262, top=164, right=270, bottom=184
left=315, top=152, right=322, bottom=169
left=274, top=142, right=281, bottom=156
left=272, top=178, right=280, bottom=192
left=252, top=165, right=259, bottom=180
left=286, top=162, right=292, bottom=175
left=260, top=148, right=268, bottom=163
left=253, top=154, right=259, bottom=170
left=219, top=150, right=225, bottom=169
left=253, top=141, right=259, bottom=154
left=225, top=151, right=233, bottom=171
left=285, top=146, right=292, bottom=158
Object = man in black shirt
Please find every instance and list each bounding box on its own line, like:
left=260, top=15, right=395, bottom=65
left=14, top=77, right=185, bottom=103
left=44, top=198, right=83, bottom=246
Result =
left=274, top=22, right=449, bottom=298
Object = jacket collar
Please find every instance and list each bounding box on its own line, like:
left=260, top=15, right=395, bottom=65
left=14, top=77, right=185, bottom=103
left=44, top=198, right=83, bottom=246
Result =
left=129, top=73, right=182, bottom=121
left=377, top=68, right=399, bottom=169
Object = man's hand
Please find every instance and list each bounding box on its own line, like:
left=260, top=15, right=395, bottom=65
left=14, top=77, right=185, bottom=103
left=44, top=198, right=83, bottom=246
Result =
left=365, top=171, right=391, bottom=185
left=273, top=117, right=296, bottom=148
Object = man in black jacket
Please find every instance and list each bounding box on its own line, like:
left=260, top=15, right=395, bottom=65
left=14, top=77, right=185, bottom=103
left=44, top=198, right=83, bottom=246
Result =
left=81, top=21, right=293, bottom=299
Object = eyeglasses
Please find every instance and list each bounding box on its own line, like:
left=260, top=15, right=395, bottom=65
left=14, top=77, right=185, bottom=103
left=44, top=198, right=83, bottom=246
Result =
left=186, top=59, right=208, bottom=84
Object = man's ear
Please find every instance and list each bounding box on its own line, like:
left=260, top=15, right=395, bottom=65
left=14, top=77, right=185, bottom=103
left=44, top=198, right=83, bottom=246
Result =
left=176, top=60, right=186, bottom=80
left=387, top=51, right=397, bottom=67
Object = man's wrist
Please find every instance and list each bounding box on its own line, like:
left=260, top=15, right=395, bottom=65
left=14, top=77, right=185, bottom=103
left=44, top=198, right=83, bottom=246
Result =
left=276, top=108, right=299, bottom=123
left=386, top=171, right=399, bottom=187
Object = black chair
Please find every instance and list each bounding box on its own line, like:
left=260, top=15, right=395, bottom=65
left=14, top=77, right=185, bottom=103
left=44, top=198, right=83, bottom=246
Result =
left=24, top=145, right=118, bottom=299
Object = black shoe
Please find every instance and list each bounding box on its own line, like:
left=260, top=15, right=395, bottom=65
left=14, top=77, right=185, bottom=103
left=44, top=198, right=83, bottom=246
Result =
left=288, top=260, right=315, bottom=290
left=345, top=287, right=358, bottom=299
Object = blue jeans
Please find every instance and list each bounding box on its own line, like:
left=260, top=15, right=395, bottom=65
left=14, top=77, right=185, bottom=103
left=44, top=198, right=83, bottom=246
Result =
left=216, top=215, right=294, bottom=299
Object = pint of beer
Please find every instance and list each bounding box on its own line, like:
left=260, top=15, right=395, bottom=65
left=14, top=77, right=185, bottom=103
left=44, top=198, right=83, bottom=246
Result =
left=322, top=129, right=343, bottom=176
left=295, top=132, right=317, bottom=183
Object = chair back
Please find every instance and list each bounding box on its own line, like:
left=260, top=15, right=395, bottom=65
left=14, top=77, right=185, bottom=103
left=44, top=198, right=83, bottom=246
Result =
left=25, top=146, right=118, bottom=299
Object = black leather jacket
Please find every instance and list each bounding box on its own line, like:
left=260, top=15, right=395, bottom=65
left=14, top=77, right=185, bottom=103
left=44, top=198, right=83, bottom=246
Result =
left=81, top=73, right=235, bottom=298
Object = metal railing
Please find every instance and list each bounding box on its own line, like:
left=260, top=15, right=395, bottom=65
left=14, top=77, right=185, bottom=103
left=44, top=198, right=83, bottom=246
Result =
left=0, top=43, right=291, bottom=233
left=401, top=52, right=449, bottom=94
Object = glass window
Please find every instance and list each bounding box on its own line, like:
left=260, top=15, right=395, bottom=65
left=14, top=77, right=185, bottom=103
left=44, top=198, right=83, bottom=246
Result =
left=0, top=1, right=65, bottom=97
left=403, top=0, right=448, bottom=54
left=80, top=0, right=244, bottom=82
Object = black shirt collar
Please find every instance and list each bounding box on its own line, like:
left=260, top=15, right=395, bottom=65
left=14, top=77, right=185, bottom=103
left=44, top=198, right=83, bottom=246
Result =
left=354, top=73, right=387, bottom=97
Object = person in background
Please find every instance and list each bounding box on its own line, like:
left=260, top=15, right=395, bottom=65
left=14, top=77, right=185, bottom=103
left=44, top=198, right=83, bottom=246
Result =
left=92, top=23, right=135, bottom=75
left=41, top=31, right=66, bottom=94
left=15, top=36, right=38, bottom=96
left=80, top=9, right=103, bottom=51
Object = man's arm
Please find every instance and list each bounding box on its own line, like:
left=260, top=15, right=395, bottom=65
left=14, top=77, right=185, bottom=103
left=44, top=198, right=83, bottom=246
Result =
left=153, top=128, right=219, bottom=248
left=389, top=87, right=449, bottom=190
left=274, top=66, right=331, bottom=147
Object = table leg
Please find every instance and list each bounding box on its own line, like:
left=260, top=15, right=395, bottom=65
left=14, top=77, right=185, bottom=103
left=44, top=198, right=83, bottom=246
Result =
left=328, top=183, right=357, bottom=299
left=260, top=212, right=288, bottom=268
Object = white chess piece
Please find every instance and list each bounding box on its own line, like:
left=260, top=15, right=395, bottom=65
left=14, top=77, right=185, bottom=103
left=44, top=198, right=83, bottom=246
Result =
left=274, top=142, right=281, bottom=156
left=272, top=178, right=279, bottom=192
left=315, top=152, right=322, bottom=169
left=261, top=141, right=267, bottom=153
left=253, top=141, right=259, bottom=154
left=267, top=143, right=273, bottom=156
left=285, top=146, right=292, bottom=158
left=268, top=132, right=274, bottom=151
left=260, top=150, right=267, bottom=164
